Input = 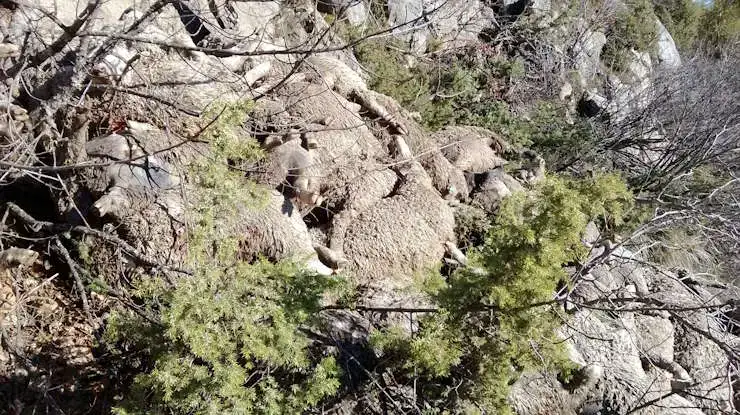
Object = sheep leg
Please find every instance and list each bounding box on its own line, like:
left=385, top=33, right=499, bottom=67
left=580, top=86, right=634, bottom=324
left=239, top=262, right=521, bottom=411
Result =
left=328, top=210, right=353, bottom=252
left=94, top=186, right=131, bottom=218
left=245, top=61, right=272, bottom=87
left=351, top=89, right=408, bottom=135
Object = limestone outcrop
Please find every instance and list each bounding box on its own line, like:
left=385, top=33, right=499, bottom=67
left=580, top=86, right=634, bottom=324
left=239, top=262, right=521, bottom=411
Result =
left=509, top=247, right=737, bottom=415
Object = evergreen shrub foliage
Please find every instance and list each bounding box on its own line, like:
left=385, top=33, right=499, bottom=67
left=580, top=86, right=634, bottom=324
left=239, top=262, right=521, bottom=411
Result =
left=108, top=102, right=343, bottom=414
left=697, top=0, right=740, bottom=53
left=653, top=0, right=701, bottom=50
left=601, top=0, right=659, bottom=71
left=372, top=174, right=633, bottom=413
left=353, top=36, right=597, bottom=163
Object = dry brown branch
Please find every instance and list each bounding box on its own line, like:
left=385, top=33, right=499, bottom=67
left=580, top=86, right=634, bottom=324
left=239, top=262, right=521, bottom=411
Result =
left=52, top=238, right=94, bottom=324
left=5, top=202, right=191, bottom=275
left=6, top=0, right=102, bottom=77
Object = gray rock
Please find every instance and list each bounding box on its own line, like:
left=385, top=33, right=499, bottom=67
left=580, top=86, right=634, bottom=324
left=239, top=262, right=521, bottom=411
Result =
left=581, top=221, right=601, bottom=247
left=471, top=168, right=522, bottom=213
left=572, top=29, right=607, bottom=88
left=628, top=50, right=653, bottom=81
left=0, top=42, right=19, bottom=58
left=656, top=20, right=681, bottom=68
left=635, top=314, right=675, bottom=365
left=387, top=0, right=427, bottom=53
left=429, top=0, right=494, bottom=48
left=387, top=0, right=493, bottom=53
left=317, top=0, right=368, bottom=26
left=530, top=0, right=551, bottom=12
left=605, top=51, right=653, bottom=121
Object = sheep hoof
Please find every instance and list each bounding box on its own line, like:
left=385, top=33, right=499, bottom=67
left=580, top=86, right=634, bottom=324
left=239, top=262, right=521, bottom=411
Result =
left=444, top=241, right=468, bottom=266
left=304, top=132, right=319, bottom=149
left=93, top=189, right=129, bottom=218
left=313, top=245, right=348, bottom=272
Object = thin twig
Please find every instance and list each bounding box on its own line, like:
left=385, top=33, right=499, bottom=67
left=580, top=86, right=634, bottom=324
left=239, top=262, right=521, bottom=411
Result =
left=53, top=238, right=95, bottom=325
left=6, top=202, right=191, bottom=275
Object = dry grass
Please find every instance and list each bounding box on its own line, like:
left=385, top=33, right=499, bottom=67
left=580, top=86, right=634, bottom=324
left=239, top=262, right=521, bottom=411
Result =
left=642, top=227, right=734, bottom=284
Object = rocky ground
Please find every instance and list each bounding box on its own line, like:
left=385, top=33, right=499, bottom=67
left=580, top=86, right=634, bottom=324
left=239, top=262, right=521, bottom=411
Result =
left=0, top=0, right=737, bottom=413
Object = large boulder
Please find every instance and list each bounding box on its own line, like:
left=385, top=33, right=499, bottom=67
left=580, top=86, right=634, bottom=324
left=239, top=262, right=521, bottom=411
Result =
left=387, top=0, right=494, bottom=53
left=3, top=0, right=129, bottom=46
left=316, top=0, right=368, bottom=26
left=606, top=50, right=653, bottom=121
left=566, top=310, right=704, bottom=415
left=565, top=254, right=735, bottom=413
left=572, top=29, right=607, bottom=88
left=656, top=20, right=681, bottom=68
left=511, top=241, right=738, bottom=415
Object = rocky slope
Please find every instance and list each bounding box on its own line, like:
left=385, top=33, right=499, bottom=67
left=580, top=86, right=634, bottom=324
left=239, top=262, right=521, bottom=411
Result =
left=0, top=0, right=737, bottom=413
